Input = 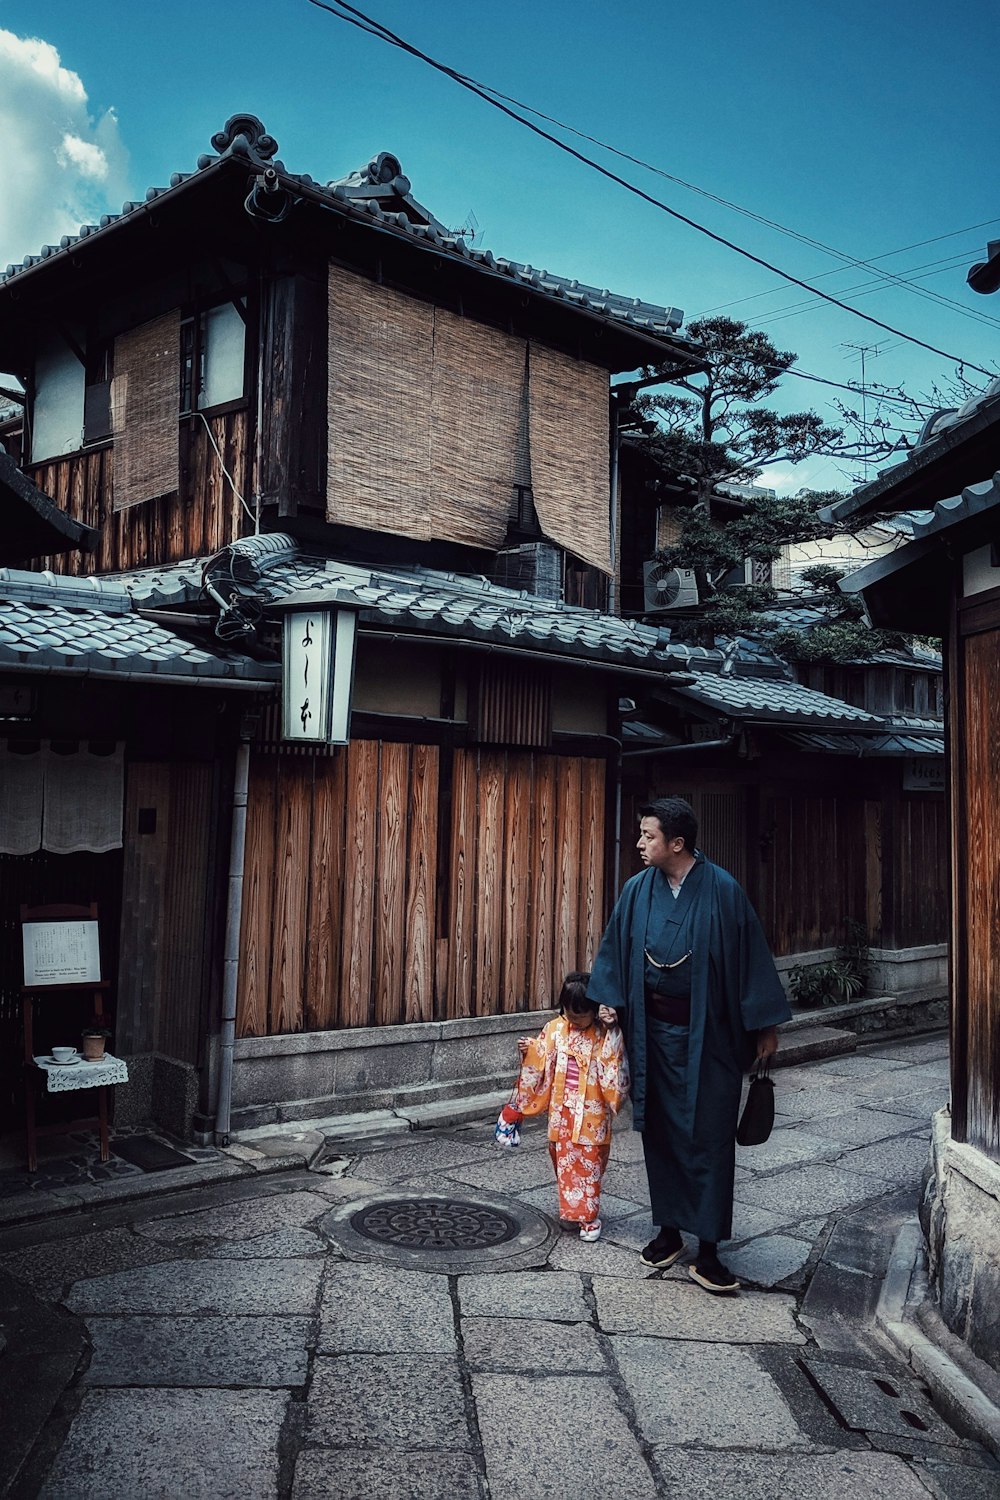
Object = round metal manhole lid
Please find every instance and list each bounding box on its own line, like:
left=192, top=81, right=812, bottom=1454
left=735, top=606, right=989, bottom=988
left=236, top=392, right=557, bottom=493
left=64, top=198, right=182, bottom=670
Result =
left=350, top=1197, right=520, bottom=1251
left=320, top=1189, right=557, bottom=1274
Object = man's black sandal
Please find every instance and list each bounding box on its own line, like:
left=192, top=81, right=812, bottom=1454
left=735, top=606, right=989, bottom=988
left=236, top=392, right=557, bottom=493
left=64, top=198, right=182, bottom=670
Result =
left=688, top=1258, right=741, bottom=1294
left=640, top=1233, right=685, bottom=1269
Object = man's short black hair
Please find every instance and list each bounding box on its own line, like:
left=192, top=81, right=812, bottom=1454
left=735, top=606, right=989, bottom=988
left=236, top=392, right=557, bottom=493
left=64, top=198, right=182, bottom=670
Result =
left=639, top=797, right=698, bottom=852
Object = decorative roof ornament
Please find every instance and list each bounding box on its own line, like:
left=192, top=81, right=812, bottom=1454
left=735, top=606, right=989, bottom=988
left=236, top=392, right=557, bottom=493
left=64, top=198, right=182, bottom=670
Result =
left=365, top=152, right=406, bottom=187
left=211, top=114, right=279, bottom=163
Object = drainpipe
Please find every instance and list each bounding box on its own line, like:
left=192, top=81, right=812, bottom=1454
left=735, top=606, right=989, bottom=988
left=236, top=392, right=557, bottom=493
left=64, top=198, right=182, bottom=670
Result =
left=214, top=730, right=251, bottom=1146
left=622, top=732, right=738, bottom=760
left=613, top=740, right=623, bottom=895
left=608, top=398, right=621, bottom=615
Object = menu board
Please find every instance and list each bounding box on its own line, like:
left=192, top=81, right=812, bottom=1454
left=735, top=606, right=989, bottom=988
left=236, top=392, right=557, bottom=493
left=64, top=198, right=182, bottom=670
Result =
left=22, top=920, right=101, bottom=987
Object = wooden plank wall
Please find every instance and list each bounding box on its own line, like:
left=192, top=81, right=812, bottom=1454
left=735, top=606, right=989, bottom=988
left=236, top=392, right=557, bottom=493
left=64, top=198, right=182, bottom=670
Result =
left=236, top=742, right=607, bottom=1036
left=23, top=410, right=250, bottom=574
left=117, top=762, right=216, bottom=1065
left=759, top=790, right=868, bottom=956
left=894, top=796, right=949, bottom=948
left=618, top=772, right=947, bottom=960
left=959, top=630, right=1000, bottom=1154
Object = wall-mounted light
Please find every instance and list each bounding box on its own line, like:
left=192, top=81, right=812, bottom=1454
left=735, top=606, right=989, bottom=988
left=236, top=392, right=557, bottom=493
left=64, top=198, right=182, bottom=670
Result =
left=281, top=603, right=359, bottom=745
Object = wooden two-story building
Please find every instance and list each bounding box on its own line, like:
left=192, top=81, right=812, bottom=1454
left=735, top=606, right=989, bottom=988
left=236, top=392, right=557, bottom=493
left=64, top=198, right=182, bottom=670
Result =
left=0, top=112, right=714, bottom=1143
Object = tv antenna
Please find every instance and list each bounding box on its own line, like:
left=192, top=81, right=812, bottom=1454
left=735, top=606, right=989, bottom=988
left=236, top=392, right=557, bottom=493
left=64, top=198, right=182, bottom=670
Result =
left=448, top=209, right=481, bottom=244
left=842, top=341, right=889, bottom=480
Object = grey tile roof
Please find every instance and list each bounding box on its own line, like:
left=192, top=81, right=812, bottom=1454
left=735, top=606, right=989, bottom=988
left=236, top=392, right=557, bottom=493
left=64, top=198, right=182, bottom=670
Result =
left=749, top=600, right=943, bottom=670
left=901, top=471, right=1000, bottom=542
left=97, top=535, right=717, bottom=676
left=0, top=571, right=279, bottom=687
left=840, top=472, right=1000, bottom=605
left=822, top=379, right=1000, bottom=525
left=0, top=115, right=697, bottom=362
left=667, top=672, right=885, bottom=726
left=781, top=730, right=943, bottom=757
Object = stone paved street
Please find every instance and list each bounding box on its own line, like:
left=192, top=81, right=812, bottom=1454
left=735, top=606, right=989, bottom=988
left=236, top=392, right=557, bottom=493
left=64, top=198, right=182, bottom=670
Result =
left=2, top=1031, right=999, bottom=1498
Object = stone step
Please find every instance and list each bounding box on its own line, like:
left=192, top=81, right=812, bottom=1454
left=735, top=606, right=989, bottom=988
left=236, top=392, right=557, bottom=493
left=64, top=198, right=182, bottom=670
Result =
left=774, top=1023, right=858, bottom=1067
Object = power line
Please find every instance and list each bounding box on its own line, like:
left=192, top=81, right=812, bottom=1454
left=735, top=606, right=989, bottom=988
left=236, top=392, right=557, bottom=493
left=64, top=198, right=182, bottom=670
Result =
left=467, top=104, right=1000, bottom=330
left=751, top=252, right=1000, bottom=333
left=307, top=0, right=993, bottom=375
left=698, top=226, right=1000, bottom=315
left=704, top=249, right=1000, bottom=333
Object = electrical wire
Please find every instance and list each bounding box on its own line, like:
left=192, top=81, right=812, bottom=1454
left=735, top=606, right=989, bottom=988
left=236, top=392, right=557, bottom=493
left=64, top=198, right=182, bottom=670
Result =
left=752, top=253, right=1000, bottom=333
left=306, top=0, right=993, bottom=376
left=467, top=95, right=1000, bottom=332
left=197, top=411, right=258, bottom=529
left=699, top=224, right=1000, bottom=315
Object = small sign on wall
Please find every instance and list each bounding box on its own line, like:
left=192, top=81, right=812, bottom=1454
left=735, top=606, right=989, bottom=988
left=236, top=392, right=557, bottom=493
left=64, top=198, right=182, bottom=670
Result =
left=281, top=607, right=358, bottom=744
left=23, top=919, right=101, bottom=987
left=903, top=757, right=945, bottom=793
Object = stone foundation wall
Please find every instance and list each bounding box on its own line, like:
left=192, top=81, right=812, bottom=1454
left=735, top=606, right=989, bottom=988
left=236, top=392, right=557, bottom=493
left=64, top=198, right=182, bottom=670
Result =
left=775, top=943, right=947, bottom=996
left=113, top=1052, right=200, bottom=1140
left=920, top=1108, right=1000, bottom=1374
left=224, top=1011, right=548, bottom=1131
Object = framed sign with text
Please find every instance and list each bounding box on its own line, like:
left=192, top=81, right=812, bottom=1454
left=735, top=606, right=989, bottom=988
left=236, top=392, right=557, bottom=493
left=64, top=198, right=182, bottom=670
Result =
left=22, top=919, right=102, bottom=987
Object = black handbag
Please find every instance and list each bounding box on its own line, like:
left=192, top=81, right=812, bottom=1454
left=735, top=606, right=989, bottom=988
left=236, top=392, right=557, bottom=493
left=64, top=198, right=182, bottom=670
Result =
left=736, top=1058, right=775, bottom=1146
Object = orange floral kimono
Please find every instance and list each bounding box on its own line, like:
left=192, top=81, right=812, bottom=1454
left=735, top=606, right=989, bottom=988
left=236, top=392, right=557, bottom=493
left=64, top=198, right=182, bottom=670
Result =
left=512, top=1017, right=629, bottom=1225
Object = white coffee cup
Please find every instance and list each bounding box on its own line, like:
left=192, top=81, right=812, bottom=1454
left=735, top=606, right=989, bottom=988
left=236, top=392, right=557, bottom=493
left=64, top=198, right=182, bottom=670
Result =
left=51, top=1046, right=78, bottom=1063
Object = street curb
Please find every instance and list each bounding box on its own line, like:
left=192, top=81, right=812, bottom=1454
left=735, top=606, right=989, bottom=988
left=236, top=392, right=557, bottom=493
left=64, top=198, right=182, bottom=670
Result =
left=876, top=1217, right=1000, bottom=1462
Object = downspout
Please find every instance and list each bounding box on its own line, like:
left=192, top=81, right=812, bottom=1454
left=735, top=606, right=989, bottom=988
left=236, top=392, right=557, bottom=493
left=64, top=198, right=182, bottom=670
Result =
left=613, top=739, right=623, bottom=896
left=608, top=396, right=621, bottom=615
left=622, top=732, right=738, bottom=760
left=214, top=730, right=251, bottom=1146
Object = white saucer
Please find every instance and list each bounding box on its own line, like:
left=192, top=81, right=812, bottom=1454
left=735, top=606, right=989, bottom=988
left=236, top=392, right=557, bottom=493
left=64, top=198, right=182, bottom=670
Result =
left=46, top=1056, right=82, bottom=1066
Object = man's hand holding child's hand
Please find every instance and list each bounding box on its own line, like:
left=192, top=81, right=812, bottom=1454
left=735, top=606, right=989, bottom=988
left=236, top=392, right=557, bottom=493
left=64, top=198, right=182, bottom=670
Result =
left=598, top=1006, right=618, bottom=1028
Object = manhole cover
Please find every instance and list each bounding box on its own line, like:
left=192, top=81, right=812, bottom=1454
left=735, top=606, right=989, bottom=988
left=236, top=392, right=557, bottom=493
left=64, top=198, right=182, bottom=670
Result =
left=320, top=1189, right=556, bottom=1274
left=350, top=1197, right=519, bottom=1250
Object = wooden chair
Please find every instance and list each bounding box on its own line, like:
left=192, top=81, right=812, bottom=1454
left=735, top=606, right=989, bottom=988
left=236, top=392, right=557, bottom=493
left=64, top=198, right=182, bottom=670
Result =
left=21, top=902, right=111, bottom=1173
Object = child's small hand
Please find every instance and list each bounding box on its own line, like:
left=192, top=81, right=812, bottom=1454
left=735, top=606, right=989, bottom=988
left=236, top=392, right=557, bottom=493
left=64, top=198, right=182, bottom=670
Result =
left=598, top=1006, right=619, bottom=1028
left=516, top=1038, right=530, bottom=1058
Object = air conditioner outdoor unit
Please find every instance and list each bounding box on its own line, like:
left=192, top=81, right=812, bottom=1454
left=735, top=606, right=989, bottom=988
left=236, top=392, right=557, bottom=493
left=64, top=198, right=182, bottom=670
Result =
left=723, top=558, right=773, bottom=588
left=642, top=560, right=699, bottom=611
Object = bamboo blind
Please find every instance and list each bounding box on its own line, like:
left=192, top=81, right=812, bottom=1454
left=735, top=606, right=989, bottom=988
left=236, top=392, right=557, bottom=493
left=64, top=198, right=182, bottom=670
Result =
left=327, top=270, right=435, bottom=536
left=528, top=342, right=612, bottom=574
left=111, top=312, right=180, bottom=510
left=327, top=267, right=524, bottom=547
left=428, top=305, right=525, bottom=549
left=656, top=505, right=684, bottom=550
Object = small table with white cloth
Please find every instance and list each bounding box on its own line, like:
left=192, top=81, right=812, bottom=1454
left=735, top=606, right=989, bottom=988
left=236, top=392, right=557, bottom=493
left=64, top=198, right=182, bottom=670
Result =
left=26, top=1054, right=129, bottom=1170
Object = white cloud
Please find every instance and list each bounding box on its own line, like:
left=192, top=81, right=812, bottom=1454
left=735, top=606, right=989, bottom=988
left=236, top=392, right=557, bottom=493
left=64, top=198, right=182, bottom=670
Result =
left=758, top=456, right=851, bottom=497
left=58, top=133, right=109, bottom=181
left=0, top=28, right=129, bottom=271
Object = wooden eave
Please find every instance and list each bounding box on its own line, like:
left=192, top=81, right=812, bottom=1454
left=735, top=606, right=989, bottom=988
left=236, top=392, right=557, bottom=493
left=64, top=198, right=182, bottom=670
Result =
left=0, top=448, right=98, bottom=563
left=0, top=154, right=702, bottom=379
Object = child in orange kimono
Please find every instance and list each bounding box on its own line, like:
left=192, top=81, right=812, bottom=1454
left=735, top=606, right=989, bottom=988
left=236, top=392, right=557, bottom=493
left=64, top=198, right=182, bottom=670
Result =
left=494, top=971, right=629, bottom=1242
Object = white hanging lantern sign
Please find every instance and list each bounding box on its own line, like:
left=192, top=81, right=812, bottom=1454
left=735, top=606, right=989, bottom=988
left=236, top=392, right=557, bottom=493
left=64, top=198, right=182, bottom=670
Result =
left=281, top=604, right=358, bottom=744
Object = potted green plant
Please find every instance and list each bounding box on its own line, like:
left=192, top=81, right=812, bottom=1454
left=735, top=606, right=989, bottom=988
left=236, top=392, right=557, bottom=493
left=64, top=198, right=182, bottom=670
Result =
left=81, top=1026, right=111, bottom=1062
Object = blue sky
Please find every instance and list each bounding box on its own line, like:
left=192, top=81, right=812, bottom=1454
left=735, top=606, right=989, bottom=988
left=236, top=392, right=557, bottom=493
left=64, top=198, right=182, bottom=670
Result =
left=2, top=0, right=999, bottom=494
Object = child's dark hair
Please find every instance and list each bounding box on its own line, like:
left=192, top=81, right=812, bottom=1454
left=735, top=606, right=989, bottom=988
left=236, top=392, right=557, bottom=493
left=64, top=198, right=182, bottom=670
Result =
left=558, top=970, right=597, bottom=1017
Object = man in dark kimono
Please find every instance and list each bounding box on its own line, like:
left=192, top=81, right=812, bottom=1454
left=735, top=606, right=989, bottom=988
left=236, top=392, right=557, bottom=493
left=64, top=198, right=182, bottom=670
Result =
left=588, top=796, right=790, bottom=1294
